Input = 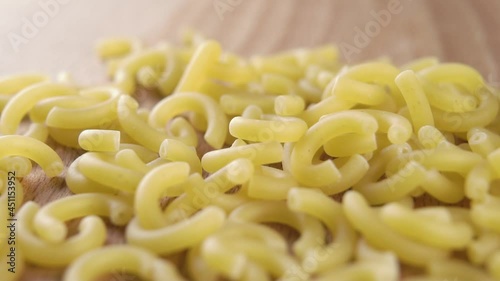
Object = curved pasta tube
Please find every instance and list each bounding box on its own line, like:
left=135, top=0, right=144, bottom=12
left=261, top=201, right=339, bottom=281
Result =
left=126, top=206, right=226, bottom=255
left=0, top=135, right=63, bottom=177
left=0, top=156, right=32, bottom=178
left=186, top=244, right=219, bottom=281
left=0, top=73, right=49, bottom=94
left=149, top=92, right=228, bottom=148
left=159, top=139, right=201, bottom=174
left=46, top=87, right=121, bottom=129
left=395, top=70, right=434, bottom=132
left=157, top=50, right=185, bottom=96
left=114, top=48, right=167, bottom=94
left=77, top=152, right=144, bottom=193
left=117, top=95, right=168, bottom=152
left=0, top=82, right=77, bottom=134
left=119, top=143, right=159, bottom=162
left=423, top=82, right=477, bottom=113
left=32, top=193, right=133, bottom=243
left=487, top=148, right=500, bottom=177
left=417, top=63, right=485, bottom=94
left=23, top=122, right=49, bottom=142
left=330, top=62, right=403, bottom=106
left=380, top=202, right=473, bottom=249
left=201, top=141, right=282, bottom=173
left=174, top=40, right=221, bottom=93
left=401, top=57, right=439, bottom=72
left=135, top=162, right=190, bottom=229
left=431, top=89, right=498, bottom=132
left=29, top=95, right=102, bottom=123
left=65, top=157, right=119, bottom=195
left=322, top=154, right=369, bottom=195
left=300, top=95, right=355, bottom=126
left=63, top=245, right=186, bottom=281
left=290, top=110, right=378, bottom=187
left=17, top=202, right=107, bottom=267
left=229, top=201, right=325, bottom=261
left=427, top=259, right=495, bottom=281
left=95, top=37, right=141, bottom=60
left=330, top=77, right=389, bottom=106
left=465, top=161, right=495, bottom=201
left=229, top=114, right=308, bottom=143
left=247, top=166, right=299, bottom=200
left=220, top=93, right=276, bottom=115
left=354, top=109, right=413, bottom=144
left=487, top=251, right=500, bottom=280
left=201, top=224, right=303, bottom=281
left=288, top=188, right=357, bottom=273
left=467, top=127, right=500, bottom=157
left=274, top=95, right=305, bottom=116
left=342, top=191, right=448, bottom=266
left=467, top=232, right=500, bottom=265
left=354, top=161, right=427, bottom=205
left=420, top=169, right=465, bottom=203
left=78, top=129, right=120, bottom=152
left=470, top=194, right=500, bottom=234
left=323, top=133, right=377, bottom=157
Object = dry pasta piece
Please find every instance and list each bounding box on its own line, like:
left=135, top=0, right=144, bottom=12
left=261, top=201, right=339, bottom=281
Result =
left=0, top=73, right=49, bottom=94
left=65, top=157, right=119, bottom=195
left=114, top=47, right=167, bottom=94
left=63, top=245, right=186, bottom=281
left=126, top=206, right=226, bottom=255
left=77, top=152, right=144, bottom=193
left=229, top=201, right=325, bottom=261
left=78, top=129, right=120, bottom=152
left=149, top=92, right=228, bottom=149
left=290, top=110, right=378, bottom=187
left=201, top=140, right=282, bottom=173
left=323, top=133, right=377, bottom=157
left=135, top=162, right=190, bottom=229
left=342, top=191, right=448, bottom=266
left=0, top=135, right=63, bottom=177
left=201, top=223, right=304, bottom=281
left=17, top=202, right=107, bottom=267
left=46, top=87, right=121, bottom=129
left=467, top=127, right=500, bottom=157
left=427, top=258, right=495, bottom=281
left=117, top=95, right=169, bottom=152
left=220, top=93, right=276, bottom=115
left=0, top=156, right=32, bottom=178
left=32, top=193, right=133, bottom=243
left=379, top=202, right=473, bottom=249
left=247, top=166, right=299, bottom=200
left=159, top=139, right=201, bottom=174
left=274, top=95, right=305, bottom=116
left=288, top=188, right=357, bottom=273
left=0, top=82, right=77, bottom=134
left=467, top=232, right=500, bottom=265
left=470, top=194, right=500, bottom=234
left=300, top=95, right=355, bottom=126
left=95, top=37, right=141, bottom=60
left=487, top=251, right=500, bottom=280
left=395, top=70, right=434, bottom=132
left=229, top=114, right=308, bottom=143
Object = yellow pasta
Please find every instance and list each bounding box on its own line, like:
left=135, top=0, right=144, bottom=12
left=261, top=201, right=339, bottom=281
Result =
left=135, top=162, right=190, bottom=229
left=17, top=201, right=107, bottom=267
left=33, top=193, right=133, bottom=243
left=126, top=206, right=226, bottom=255
left=1, top=32, right=500, bottom=280
left=290, top=110, right=378, bottom=187
left=63, top=245, right=186, bottom=281
left=0, top=135, right=63, bottom=177
left=78, top=129, right=120, bottom=152
left=149, top=92, right=228, bottom=148
left=201, top=140, right=283, bottom=173
left=0, top=82, right=77, bottom=134
left=342, top=191, right=448, bottom=266
left=288, top=188, right=356, bottom=273
left=395, top=70, right=434, bottom=132
left=46, top=87, right=121, bottom=129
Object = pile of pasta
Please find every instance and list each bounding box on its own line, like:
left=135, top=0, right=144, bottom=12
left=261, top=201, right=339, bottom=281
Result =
left=1, top=31, right=500, bottom=281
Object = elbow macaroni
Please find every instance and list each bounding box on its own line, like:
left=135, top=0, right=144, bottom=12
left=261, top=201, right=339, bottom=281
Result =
left=1, top=33, right=499, bottom=280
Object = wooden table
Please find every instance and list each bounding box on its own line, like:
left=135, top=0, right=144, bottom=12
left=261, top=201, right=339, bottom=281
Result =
left=1, top=0, right=499, bottom=280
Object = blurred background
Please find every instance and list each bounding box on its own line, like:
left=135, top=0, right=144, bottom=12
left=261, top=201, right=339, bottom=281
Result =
left=0, top=0, right=499, bottom=86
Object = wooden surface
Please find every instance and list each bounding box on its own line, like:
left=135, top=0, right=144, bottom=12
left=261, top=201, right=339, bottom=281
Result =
left=1, top=0, right=500, bottom=280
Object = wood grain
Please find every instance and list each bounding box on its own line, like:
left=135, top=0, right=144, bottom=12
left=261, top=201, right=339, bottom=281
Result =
left=0, top=0, right=499, bottom=280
